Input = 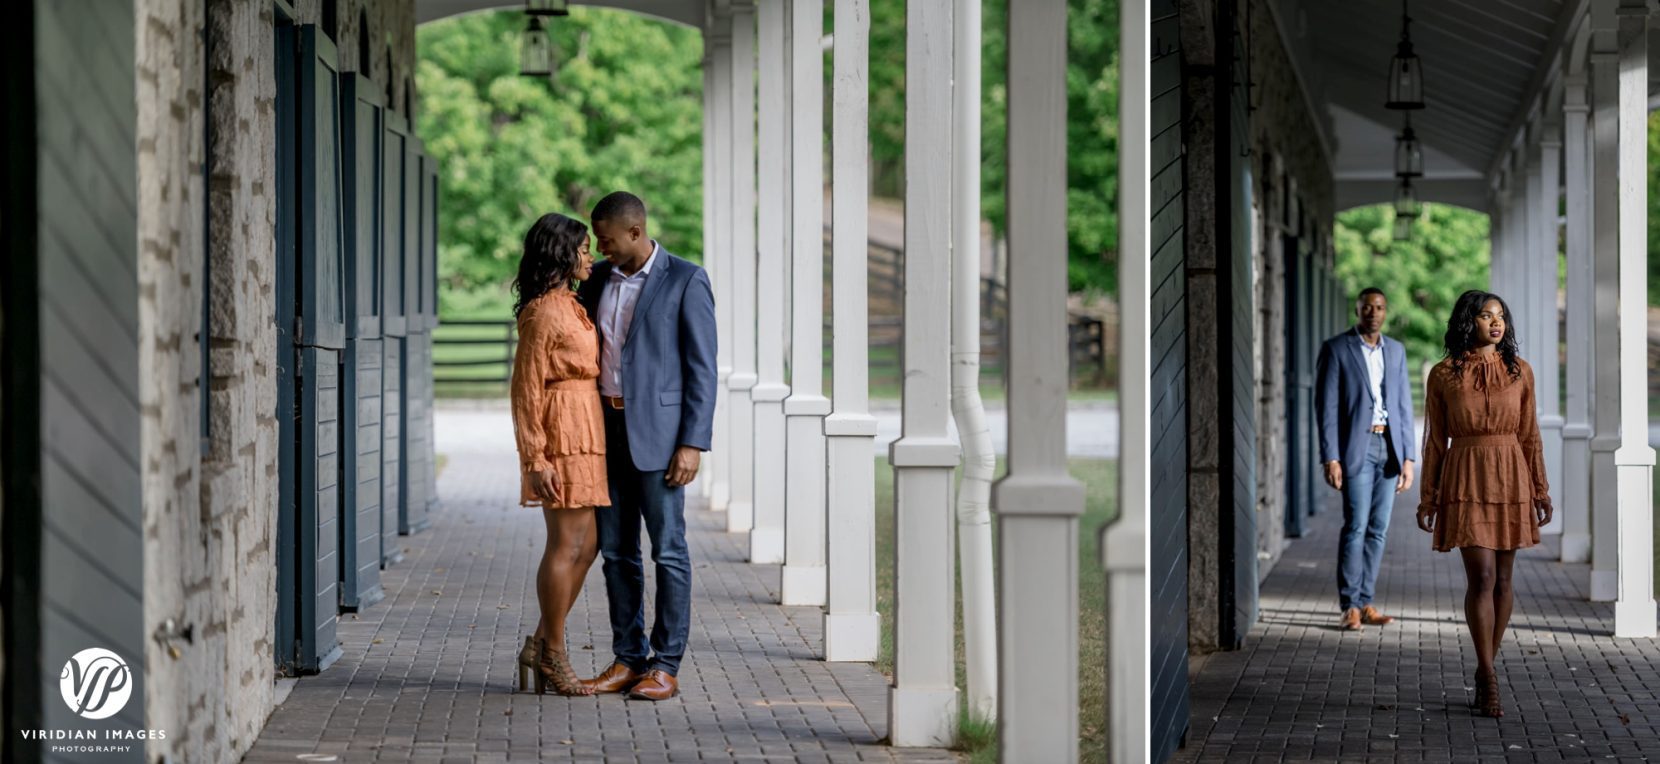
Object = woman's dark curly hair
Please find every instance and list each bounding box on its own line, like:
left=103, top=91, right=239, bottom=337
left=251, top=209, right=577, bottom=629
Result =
left=1443, top=289, right=1521, bottom=382
left=512, top=212, right=588, bottom=318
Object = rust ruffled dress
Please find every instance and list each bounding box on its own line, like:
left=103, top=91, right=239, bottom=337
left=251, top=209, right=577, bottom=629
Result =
left=509, top=290, right=610, bottom=509
left=1419, top=351, right=1549, bottom=552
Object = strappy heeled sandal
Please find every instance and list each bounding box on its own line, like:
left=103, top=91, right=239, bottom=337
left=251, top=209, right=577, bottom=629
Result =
left=1469, top=667, right=1489, bottom=710
left=537, top=642, right=595, bottom=697
left=1477, top=670, right=1503, bottom=718
left=517, top=635, right=543, bottom=692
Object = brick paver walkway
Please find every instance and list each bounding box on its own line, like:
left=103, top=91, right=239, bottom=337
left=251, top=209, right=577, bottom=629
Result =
left=244, top=407, right=953, bottom=763
left=1175, top=481, right=1660, bottom=763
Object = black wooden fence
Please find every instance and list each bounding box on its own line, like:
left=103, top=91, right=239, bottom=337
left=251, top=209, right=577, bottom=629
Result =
left=434, top=237, right=1111, bottom=396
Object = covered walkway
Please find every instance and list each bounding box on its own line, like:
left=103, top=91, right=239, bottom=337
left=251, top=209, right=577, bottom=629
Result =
left=244, top=406, right=953, bottom=763
left=1176, top=474, right=1660, bottom=761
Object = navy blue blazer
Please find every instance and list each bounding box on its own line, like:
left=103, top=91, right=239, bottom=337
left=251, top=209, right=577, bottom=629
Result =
left=577, top=247, right=718, bottom=472
left=1315, top=327, right=1417, bottom=479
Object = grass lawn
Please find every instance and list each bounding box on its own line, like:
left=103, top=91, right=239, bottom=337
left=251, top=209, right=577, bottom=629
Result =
left=873, top=456, right=1118, bottom=763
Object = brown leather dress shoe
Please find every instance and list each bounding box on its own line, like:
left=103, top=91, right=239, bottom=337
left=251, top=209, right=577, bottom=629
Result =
left=1360, top=605, right=1394, bottom=626
left=1340, top=607, right=1362, bottom=631
left=627, top=670, right=679, bottom=701
left=582, top=661, right=644, bottom=694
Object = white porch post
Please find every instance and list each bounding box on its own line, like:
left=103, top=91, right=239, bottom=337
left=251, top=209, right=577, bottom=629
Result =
left=751, top=0, right=791, bottom=565
left=727, top=1, right=759, bottom=535
left=1533, top=125, right=1564, bottom=537
left=949, top=0, right=996, bottom=722
left=1107, top=0, right=1149, bottom=757
left=992, top=0, right=1086, bottom=758
left=781, top=0, right=829, bottom=607
left=706, top=13, right=731, bottom=510
left=888, top=0, right=960, bottom=747
left=1560, top=72, right=1594, bottom=564
left=1611, top=0, right=1655, bottom=638
left=822, top=0, right=880, bottom=663
left=1589, top=5, right=1619, bottom=601
left=1487, top=181, right=1505, bottom=298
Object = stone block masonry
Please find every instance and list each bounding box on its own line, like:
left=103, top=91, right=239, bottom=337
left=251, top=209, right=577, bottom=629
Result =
left=136, top=1, right=415, bottom=761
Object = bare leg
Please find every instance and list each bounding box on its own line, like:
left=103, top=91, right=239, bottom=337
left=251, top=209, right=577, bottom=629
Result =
left=557, top=508, right=598, bottom=622
left=543, top=507, right=597, bottom=647
left=1491, top=550, right=1517, bottom=656
left=1459, top=548, right=1497, bottom=673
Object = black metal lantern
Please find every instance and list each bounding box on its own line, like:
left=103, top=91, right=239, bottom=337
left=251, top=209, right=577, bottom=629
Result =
left=1395, top=117, right=1423, bottom=178
left=1394, top=178, right=1420, bottom=219
left=520, top=16, right=552, bottom=77
left=526, top=0, right=570, bottom=16
left=1385, top=1, right=1425, bottom=110
left=1392, top=214, right=1413, bottom=242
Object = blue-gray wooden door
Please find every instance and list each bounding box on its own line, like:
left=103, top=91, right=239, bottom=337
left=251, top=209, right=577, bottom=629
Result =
left=292, top=23, right=345, bottom=672
left=10, top=0, right=148, bottom=754
left=338, top=73, right=385, bottom=610
left=380, top=110, right=409, bottom=564
left=1284, top=237, right=1312, bottom=538
left=399, top=140, right=431, bottom=535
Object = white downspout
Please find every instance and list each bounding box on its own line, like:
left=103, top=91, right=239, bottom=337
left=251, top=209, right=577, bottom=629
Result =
left=950, top=0, right=997, bottom=723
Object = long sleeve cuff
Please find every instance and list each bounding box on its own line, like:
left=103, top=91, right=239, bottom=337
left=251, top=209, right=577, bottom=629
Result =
left=523, top=459, right=552, bottom=474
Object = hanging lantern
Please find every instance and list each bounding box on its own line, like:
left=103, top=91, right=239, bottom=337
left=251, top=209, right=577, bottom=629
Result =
left=1394, top=117, right=1423, bottom=178
left=520, top=16, right=552, bottom=77
left=1394, top=178, right=1420, bottom=219
left=1385, top=1, right=1425, bottom=110
left=525, top=0, right=570, bottom=16
left=1392, top=214, right=1413, bottom=242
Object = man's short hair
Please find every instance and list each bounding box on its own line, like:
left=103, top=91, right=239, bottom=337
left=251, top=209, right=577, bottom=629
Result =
left=591, top=191, right=648, bottom=229
left=1357, top=287, right=1386, bottom=301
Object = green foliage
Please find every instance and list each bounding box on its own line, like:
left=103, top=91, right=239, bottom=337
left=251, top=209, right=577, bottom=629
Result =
left=864, top=0, right=1119, bottom=296
left=416, top=9, right=705, bottom=318
left=1332, top=203, right=1492, bottom=368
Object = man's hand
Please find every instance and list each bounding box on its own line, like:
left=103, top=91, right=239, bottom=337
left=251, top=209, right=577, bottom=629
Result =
left=665, top=446, right=702, bottom=488
left=1323, top=461, right=1343, bottom=491
left=1396, top=460, right=1415, bottom=495
left=529, top=468, right=563, bottom=506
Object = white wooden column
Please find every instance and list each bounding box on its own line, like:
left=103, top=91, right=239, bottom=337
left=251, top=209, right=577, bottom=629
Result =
left=750, top=0, right=791, bottom=565
left=706, top=12, right=732, bottom=510
left=949, top=0, right=996, bottom=722
left=1487, top=181, right=1505, bottom=298
left=888, top=0, right=960, bottom=747
left=781, top=0, right=829, bottom=607
left=1589, top=6, right=1619, bottom=601
left=1560, top=72, right=1594, bottom=564
left=822, top=0, right=880, bottom=663
left=1533, top=126, right=1564, bottom=538
left=1107, top=0, right=1149, bottom=757
left=1611, top=0, right=1655, bottom=637
left=992, top=0, right=1086, bottom=757
left=726, top=1, right=759, bottom=535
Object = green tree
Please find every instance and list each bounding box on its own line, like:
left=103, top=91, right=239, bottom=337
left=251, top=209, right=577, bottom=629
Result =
left=1332, top=203, right=1492, bottom=367
left=865, top=0, right=1119, bottom=296
left=417, top=9, right=704, bottom=318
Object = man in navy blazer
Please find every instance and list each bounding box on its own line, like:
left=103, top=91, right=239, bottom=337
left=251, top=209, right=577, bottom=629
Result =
left=575, top=192, right=717, bottom=700
left=1315, top=287, right=1416, bottom=632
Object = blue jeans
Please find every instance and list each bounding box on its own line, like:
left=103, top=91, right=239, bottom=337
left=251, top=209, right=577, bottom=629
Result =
left=1338, top=432, right=1396, bottom=612
left=596, top=408, right=692, bottom=675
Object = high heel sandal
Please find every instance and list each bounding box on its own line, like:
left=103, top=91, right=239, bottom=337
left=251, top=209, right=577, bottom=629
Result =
left=1477, top=670, right=1503, bottom=718
left=517, top=635, right=543, bottom=692
left=1469, top=667, right=1489, bottom=710
left=537, top=642, right=595, bottom=697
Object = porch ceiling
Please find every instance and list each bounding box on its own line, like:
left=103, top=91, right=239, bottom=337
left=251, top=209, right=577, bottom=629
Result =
left=1281, top=0, right=1574, bottom=211
left=415, top=0, right=705, bottom=29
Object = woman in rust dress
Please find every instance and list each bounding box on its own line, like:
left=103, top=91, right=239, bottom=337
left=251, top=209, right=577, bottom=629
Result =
left=1416, top=290, right=1553, bottom=719
left=509, top=212, right=610, bottom=696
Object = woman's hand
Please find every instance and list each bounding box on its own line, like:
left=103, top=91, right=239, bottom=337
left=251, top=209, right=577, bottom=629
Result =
left=1534, top=497, right=1553, bottom=528
left=530, top=468, right=563, bottom=506
left=1416, top=505, right=1438, bottom=534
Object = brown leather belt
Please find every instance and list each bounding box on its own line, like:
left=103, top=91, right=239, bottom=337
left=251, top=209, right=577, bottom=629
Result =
left=603, top=395, right=625, bottom=410
left=1370, top=425, right=1387, bottom=434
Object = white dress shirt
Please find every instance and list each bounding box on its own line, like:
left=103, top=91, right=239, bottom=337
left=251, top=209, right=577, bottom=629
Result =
left=596, top=241, right=661, bottom=398
left=1357, top=329, right=1388, bottom=428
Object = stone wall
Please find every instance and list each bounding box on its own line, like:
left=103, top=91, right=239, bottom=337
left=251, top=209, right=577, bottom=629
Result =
left=137, top=1, right=416, bottom=760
